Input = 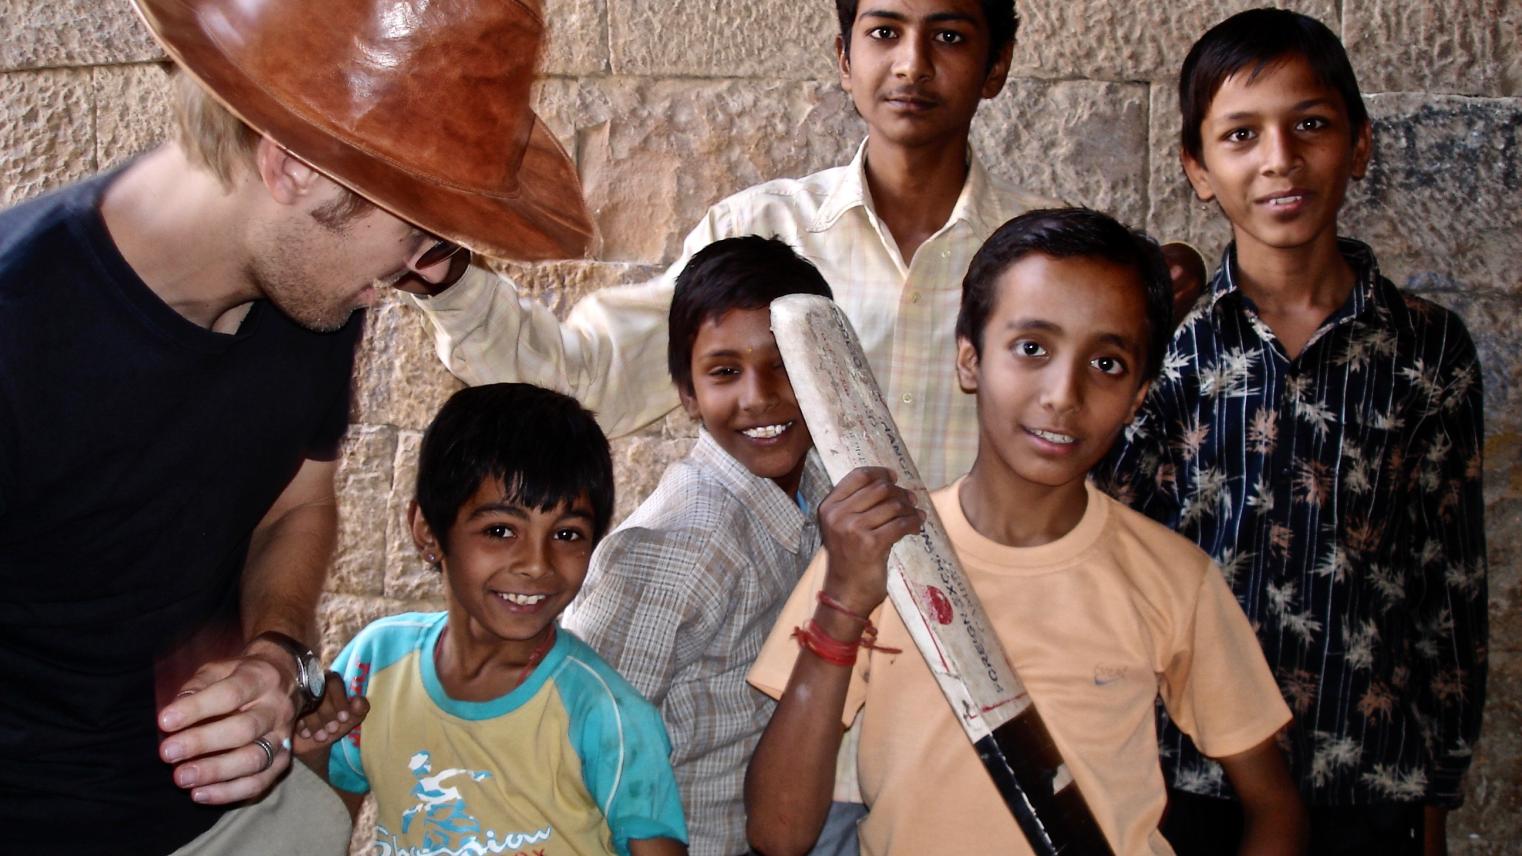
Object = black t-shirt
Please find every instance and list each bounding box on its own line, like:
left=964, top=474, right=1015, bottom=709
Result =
left=0, top=172, right=361, bottom=852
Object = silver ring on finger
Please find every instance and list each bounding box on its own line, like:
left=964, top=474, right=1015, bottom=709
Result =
left=252, top=736, right=276, bottom=773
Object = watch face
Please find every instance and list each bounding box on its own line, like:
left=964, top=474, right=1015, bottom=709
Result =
left=302, top=656, right=325, bottom=699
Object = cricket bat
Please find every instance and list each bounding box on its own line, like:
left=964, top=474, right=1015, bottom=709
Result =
left=771, top=294, right=1115, bottom=856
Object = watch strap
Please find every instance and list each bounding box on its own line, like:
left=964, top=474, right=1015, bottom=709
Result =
left=252, top=630, right=324, bottom=716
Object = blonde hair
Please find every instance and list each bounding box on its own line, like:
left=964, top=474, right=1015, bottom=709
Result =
left=166, top=64, right=376, bottom=224
left=169, top=66, right=260, bottom=188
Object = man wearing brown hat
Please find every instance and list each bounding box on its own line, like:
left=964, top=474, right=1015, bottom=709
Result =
left=0, top=1, right=592, bottom=853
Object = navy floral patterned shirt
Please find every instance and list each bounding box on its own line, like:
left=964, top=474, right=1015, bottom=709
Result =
left=1100, top=238, right=1487, bottom=807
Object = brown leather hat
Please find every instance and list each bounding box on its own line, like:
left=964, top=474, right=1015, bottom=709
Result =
left=131, top=0, right=595, bottom=261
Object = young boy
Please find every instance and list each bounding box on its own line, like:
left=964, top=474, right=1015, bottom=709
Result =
left=296, top=384, right=688, bottom=856
left=746, top=208, right=1306, bottom=855
left=561, top=236, right=834, bottom=856
left=1100, top=10, right=1487, bottom=853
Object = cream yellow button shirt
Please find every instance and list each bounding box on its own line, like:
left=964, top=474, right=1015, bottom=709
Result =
left=411, top=140, right=1056, bottom=489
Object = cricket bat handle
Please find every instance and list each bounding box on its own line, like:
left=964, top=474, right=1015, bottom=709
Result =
left=771, top=294, right=1114, bottom=855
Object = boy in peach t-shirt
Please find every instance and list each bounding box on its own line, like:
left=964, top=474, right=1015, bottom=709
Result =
left=745, top=209, right=1305, bottom=855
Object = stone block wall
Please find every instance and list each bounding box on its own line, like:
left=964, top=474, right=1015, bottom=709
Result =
left=1, top=1, right=1516, bottom=851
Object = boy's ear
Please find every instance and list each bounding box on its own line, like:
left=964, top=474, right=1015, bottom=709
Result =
left=955, top=336, right=981, bottom=394
left=836, top=34, right=853, bottom=91
left=677, top=382, right=702, bottom=422
left=407, top=500, right=442, bottom=563
left=1180, top=146, right=1216, bottom=203
left=254, top=135, right=323, bottom=207
left=980, top=40, right=1014, bottom=100
left=1350, top=121, right=1373, bottom=181
left=1127, top=379, right=1152, bottom=423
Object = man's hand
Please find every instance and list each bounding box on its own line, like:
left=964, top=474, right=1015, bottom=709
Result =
left=818, top=467, right=925, bottom=616
left=157, top=643, right=302, bottom=805
left=392, top=246, right=474, bottom=296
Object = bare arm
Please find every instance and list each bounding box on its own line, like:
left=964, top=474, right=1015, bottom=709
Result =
left=239, top=456, right=338, bottom=643
left=1215, top=735, right=1307, bottom=856
left=746, top=468, right=922, bottom=856
left=290, top=670, right=371, bottom=821
left=628, top=837, right=688, bottom=856
left=156, top=457, right=338, bottom=805
left=1424, top=805, right=1447, bottom=856
left=745, top=603, right=863, bottom=856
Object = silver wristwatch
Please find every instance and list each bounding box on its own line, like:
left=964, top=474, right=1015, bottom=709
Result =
left=254, top=631, right=325, bottom=716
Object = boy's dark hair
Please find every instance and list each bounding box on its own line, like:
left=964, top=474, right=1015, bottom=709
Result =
left=835, top=1, right=1018, bottom=73
left=955, top=208, right=1173, bottom=382
left=668, top=235, right=833, bottom=394
left=1179, top=8, right=1368, bottom=162
left=415, top=383, right=614, bottom=551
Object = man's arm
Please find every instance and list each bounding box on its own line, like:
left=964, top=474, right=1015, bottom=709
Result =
left=241, top=456, right=337, bottom=643
left=156, top=456, right=338, bottom=805
left=1215, top=735, right=1307, bottom=856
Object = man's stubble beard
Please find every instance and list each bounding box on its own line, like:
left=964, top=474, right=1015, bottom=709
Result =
left=243, top=254, right=362, bottom=333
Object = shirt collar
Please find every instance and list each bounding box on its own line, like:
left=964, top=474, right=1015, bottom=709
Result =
left=1206, top=237, right=1385, bottom=320
left=689, top=430, right=827, bottom=552
left=811, top=138, right=989, bottom=235
left=954, top=149, right=1004, bottom=234
left=811, top=139, right=872, bottom=231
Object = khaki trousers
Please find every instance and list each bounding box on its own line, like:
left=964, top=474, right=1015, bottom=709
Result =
left=170, top=762, right=352, bottom=856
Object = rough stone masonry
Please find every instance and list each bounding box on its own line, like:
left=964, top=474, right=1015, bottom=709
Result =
left=0, top=0, right=1516, bottom=852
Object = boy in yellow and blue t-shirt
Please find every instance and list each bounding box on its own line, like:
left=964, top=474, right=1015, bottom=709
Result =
left=299, top=383, right=688, bottom=856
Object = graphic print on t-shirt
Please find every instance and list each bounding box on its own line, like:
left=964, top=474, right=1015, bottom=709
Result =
left=373, top=749, right=554, bottom=856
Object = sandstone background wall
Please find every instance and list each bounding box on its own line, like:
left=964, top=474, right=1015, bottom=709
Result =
left=1, top=0, right=1516, bottom=850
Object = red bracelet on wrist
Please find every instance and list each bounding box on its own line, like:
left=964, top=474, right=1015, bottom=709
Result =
left=793, top=619, right=861, bottom=667
left=815, top=590, right=901, bottom=655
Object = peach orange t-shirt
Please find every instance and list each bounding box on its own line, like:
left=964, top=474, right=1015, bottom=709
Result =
left=749, top=480, right=1291, bottom=855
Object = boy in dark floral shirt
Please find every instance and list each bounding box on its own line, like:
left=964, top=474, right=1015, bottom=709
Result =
left=1100, top=9, right=1486, bottom=854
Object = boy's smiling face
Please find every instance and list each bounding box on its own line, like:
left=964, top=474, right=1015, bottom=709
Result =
left=1182, top=53, right=1371, bottom=258
left=680, top=306, right=813, bottom=495
left=956, top=253, right=1152, bottom=499
left=412, top=481, right=596, bottom=660
left=838, top=0, right=1010, bottom=151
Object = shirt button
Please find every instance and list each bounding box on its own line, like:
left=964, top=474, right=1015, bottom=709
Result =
left=910, top=292, right=921, bottom=304
left=902, top=394, right=914, bottom=404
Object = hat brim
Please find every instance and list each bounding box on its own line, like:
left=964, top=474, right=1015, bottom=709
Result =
left=134, top=0, right=596, bottom=262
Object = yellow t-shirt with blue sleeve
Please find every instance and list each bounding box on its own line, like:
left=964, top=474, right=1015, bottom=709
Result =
left=328, top=612, right=687, bottom=856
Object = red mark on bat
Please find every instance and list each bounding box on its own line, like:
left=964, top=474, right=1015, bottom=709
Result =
left=925, top=585, right=953, bottom=624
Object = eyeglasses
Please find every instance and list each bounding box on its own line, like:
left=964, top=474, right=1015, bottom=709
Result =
left=409, top=235, right=474, bottom=294
left=417, top=237, right=468, bottom=270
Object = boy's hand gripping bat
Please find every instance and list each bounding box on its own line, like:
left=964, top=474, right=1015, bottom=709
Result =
left=771, top=294, right=1115, bottom=856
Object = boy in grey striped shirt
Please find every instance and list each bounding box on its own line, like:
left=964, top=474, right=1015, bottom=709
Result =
left=564, top=236, right=840, bottom=855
